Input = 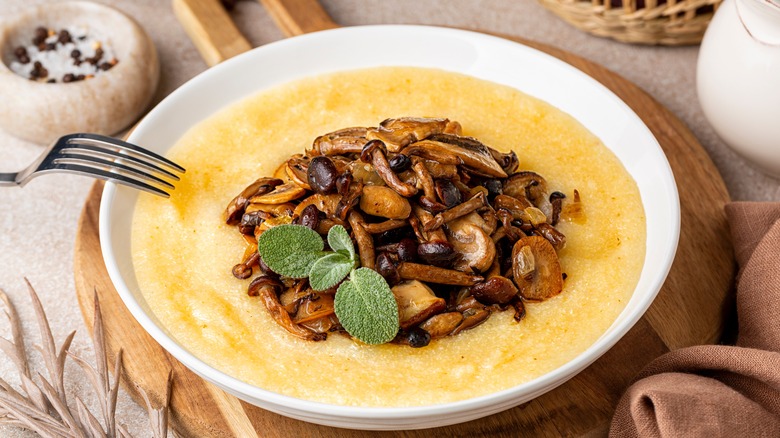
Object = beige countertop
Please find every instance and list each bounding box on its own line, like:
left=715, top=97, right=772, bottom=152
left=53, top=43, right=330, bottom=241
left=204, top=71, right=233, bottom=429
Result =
left=1, top=0, right=778, bottom=436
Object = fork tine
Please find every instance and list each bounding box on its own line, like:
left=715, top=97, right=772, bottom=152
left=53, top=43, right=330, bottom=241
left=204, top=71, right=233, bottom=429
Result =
left=52, top=155, right=175, bottom=189
left=62, top=133, right=186, bottom=174
left=57, top=143, right=181, bottom=181
left=47, top=162, right=171, bottom=197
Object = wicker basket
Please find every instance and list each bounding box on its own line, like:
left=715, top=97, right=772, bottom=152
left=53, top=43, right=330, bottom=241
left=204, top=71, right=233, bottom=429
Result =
left=539, top=0, right=722, bottom=45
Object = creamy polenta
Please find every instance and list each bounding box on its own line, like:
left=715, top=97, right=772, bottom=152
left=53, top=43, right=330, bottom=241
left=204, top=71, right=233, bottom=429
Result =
left=131, top=67, right=645, bottom=407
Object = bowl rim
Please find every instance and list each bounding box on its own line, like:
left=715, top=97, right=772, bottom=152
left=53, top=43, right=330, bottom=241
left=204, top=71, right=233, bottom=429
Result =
left=100, top=24, right=680, bottom=422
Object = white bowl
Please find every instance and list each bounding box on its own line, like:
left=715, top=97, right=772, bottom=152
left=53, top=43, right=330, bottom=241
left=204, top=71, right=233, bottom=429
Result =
left=99, top=25, right=679, bottom=430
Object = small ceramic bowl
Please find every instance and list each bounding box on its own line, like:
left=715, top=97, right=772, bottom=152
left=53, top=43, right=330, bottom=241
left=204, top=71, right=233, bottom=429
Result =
left=0, top=1, right=159, bottom=144
left=99, top=26, right=680, bottom=430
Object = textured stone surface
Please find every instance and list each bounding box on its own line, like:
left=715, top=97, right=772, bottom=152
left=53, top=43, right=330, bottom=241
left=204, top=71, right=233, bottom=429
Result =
left=0, top=0, right=777, bottom=436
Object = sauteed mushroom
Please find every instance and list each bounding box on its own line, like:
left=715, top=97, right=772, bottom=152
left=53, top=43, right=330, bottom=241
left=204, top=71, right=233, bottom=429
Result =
left=359, top=185, right=412, bottom=219
left=397, top=262, right=482, bottom=286
left=511, top=236, right=563, bottom=301
left=226, top=118, right=575, bottom=347
left=504, top=171, right=553, bottom=220
left=422, top=133, right=508, bottom=177
left=391, top=280, right=447, bottom=329
left=249, top=276, right=326, bottom=341
left=250, top=183, right=307, bottom=204
left=313, top=127, right=368, bottom=156
left=446, top=222, right=496, bottom=273
left=224, top=177, right=283, bottom=224
left=366, top=117, right=454, bottom=152
left=361, top=140, right=418, bottom=197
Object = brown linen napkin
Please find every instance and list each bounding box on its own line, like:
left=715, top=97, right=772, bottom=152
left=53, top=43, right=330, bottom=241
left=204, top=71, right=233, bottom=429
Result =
left=610, top=202, right=780, bottom=437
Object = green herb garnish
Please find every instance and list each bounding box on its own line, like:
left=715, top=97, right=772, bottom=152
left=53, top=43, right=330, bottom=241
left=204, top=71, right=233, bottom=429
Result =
left=256, top=224, right=323, bottom=278
left=256, top=224, right=399, bottom=344
left=335, top=268, right=400, bottom=345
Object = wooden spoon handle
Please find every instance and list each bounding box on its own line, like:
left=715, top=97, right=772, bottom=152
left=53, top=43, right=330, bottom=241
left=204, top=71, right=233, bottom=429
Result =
left=172, top=0, right=253, bottom=66
left=258, top=0, right=340, bottom=37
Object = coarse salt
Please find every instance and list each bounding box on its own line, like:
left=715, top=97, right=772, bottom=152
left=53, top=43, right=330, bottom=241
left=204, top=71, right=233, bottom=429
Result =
left=8, top=26, right=119, bottom=83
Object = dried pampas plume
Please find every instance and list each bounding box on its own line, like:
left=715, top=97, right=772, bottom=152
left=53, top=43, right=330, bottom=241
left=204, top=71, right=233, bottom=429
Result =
left=0, top=279, right=171, bottom=437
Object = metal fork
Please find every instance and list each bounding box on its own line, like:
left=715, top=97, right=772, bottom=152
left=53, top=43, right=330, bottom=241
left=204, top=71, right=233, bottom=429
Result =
left=0, top=133, right=185, bottom=197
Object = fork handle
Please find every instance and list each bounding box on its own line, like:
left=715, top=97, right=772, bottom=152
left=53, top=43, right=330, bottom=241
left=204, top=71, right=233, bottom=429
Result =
left=0, top=173, right=18, bottom=186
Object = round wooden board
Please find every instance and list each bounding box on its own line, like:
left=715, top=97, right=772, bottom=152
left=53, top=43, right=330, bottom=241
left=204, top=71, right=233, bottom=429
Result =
left=74, top=35, right=734, bottom=437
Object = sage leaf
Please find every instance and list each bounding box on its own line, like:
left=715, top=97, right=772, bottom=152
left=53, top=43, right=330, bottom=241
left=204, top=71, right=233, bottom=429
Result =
left=256, top=224, right=323, bottom=278
left=309, top=253, right=353, bottom=291
left=334, top=268, right=399, bottom=344
left=327, top=225, right=355, bottom=261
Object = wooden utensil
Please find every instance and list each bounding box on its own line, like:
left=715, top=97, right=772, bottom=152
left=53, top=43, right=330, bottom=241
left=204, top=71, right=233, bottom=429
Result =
left=74, top=1, right=735, bottom=436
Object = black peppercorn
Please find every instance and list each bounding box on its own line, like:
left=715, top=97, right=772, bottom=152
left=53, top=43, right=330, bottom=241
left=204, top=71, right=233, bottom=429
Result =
left=406, top=328, right=431, bottom=348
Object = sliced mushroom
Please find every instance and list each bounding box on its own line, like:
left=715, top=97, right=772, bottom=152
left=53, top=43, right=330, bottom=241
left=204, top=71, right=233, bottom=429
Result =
left=435, top=179, right=463, bottom=208
left=503, top=171, right=553, bottom=220
left=451, top=308, right=491, bottom=335
left=423, top=160, right=458, bottom=179
left=245, top=202, right=295, bottom=217
left=494, top=194, right=547, bottom=225
left=313, top=127, right=368, bottom=156
left=549, top=191, right=566, bottom=226
left=249, top=276, right=326, bottom=341
left=425, top=191, right=488, bottom=231
left=511, top=236, right=563, bottom=301
left=335, top=176, right=364, bottom=221
left=293, top=292, right=336, bottom=324
left=401, top=144, right=463, bottom=166
left=360, top=140, right=418, bottom=197
left=494, top=193, right=533, bottom=211
left=359, top=185, right=412, bottom=219
left=224, top=177, right=283, bottom=224
left=397, top=262, right=482, bottom=286
left=293, top=193, right=341, bottom=217
left=489, top=148, right=519, bottom=174
left=421, top=133, right=508, bottom=177
left=285, top=155, right=312, bottom=190
left=419, top=312, right=463, bottom=338
left=411, top=206, right=458, bottom=267
left=470, top=276, right=518, bottom=304
left=510, top=296, right=526, bottom=322
left=249, top=183, right=307, bottom=204
left=412, top=160, right=436, bottom=200
left=273, top=161, right=293, bottom=183
left=348, top=211, right=375, bottom=270
left=443, top=120, right=462, bottom=135
left=534, top=222, right=567, bottom=250
left=449, top=211, right=496, bottom=236
left=446, top=222, right=496, bottom=273
left=391, top=280, right=447, bottom=330
left=418, top=196, right=448, bottom=214
left=363, top=219, right=408, bottom=234
left=366, top=117, right=452, bottom=152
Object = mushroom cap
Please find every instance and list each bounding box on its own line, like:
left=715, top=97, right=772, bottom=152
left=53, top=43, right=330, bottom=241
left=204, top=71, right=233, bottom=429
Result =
left=391, top=280, right=447, bottom=330
left=249, top=183, right=307, bottom=204
left=471, top=276, right=518, bottom=305
left=359, top=185, right=412, bottom=219
left=447, top=222, right=496, bottom=273
left=511, top=235, right=563, bottom=301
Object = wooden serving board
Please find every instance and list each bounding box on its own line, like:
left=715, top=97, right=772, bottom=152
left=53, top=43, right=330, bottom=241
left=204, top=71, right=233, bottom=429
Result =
left=74, top=1, right=735, bottom=436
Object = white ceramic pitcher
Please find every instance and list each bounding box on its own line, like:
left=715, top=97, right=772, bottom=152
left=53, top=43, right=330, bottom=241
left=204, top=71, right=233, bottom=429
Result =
left=697, top=0, right=780, bottom=176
